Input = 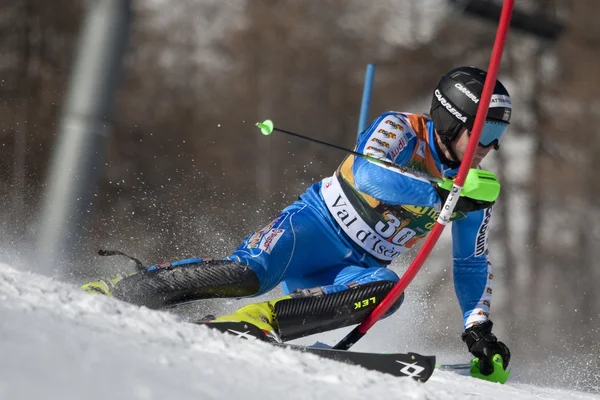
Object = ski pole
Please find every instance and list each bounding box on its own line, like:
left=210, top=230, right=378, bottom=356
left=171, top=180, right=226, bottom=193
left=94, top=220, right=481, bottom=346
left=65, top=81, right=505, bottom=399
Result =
left=331, top=0, right=515, bottom=351
left=255, top=119, right=442, bottom=183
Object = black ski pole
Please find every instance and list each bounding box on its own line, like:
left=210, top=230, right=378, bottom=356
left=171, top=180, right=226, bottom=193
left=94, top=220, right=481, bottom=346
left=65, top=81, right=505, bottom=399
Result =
left=255, top=120, right=442, bottom=183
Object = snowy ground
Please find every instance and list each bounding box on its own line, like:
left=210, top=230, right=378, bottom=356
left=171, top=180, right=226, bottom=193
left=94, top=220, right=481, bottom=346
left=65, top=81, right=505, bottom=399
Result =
left=0, top=264, right=598, bottom=400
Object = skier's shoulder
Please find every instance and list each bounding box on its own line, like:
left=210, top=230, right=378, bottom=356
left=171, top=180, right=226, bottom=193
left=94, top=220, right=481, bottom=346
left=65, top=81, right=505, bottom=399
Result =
left=377, top=111, right=428, bottom=126
left=371, top=111, right=430, bottom=139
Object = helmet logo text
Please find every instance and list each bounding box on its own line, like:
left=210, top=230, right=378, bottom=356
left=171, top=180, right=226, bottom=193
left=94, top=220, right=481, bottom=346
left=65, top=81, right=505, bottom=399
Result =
left=489, top=94, right=512, bottom=109
left=454, top=83, right=479, bottom=104
left=435, top=89, right=467, bottom=123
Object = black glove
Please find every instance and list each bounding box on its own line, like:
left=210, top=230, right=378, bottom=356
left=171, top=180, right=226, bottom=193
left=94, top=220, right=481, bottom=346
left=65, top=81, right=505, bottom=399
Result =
left=462, top=320, right=511, bottom=375
left=435, top=184, right=494, bottom=213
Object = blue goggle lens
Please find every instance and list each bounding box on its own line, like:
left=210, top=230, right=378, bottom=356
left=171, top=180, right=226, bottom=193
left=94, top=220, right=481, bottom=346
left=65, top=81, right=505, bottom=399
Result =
left=473, top=120, right=509, bottom=150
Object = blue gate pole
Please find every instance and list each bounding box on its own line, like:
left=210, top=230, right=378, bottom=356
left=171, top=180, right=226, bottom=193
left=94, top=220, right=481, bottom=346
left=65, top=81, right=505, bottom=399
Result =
left=357, top=64, right=376, bottom=136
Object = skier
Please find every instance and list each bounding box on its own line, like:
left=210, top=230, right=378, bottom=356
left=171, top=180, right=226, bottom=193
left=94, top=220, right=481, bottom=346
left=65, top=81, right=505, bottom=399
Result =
left=83, top=66, right=511, bottom=376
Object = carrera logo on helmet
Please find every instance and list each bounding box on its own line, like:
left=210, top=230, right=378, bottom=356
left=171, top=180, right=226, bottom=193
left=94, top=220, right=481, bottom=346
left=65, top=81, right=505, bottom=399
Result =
left=454, top=83, right=479, bottom=104
left=435, top=89, right=467, bottom=123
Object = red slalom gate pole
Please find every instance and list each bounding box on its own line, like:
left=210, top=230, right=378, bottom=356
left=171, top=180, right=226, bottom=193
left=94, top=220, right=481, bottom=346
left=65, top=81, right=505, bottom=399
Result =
left=333, top=0, right=515, bottom=351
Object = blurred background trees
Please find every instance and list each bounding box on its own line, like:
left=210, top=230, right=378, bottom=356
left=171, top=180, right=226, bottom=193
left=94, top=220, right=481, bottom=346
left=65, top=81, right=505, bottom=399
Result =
left=1, top=0, right=597, bottom=390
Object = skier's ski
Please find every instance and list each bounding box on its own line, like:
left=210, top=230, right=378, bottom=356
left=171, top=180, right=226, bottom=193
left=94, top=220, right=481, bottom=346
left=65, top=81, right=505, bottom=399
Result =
left=197, top=321, right=436, bottom=382
left=436, top=363, right=471, bottom=371
left=276, top=342, right=435, bottom=382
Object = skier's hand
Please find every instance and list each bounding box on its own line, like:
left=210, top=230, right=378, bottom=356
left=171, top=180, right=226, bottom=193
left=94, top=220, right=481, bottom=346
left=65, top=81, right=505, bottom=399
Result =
left=462, top=320, right=511, bottom=375
left=435, top=184, right=494, bottom=212
left=435, top=169, right=499, bottom=213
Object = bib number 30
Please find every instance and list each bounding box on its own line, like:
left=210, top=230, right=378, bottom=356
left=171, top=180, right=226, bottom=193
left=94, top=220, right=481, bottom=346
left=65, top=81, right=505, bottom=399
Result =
left=375, top=215, right=416, bottom=245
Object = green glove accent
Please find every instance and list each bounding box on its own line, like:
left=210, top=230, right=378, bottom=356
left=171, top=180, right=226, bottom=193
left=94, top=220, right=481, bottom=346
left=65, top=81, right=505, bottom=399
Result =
left=438, top=169, right=500, bottom=202
left=469, top=355, right=511, bottom=384
left=256, top=119, right=274, bottom=136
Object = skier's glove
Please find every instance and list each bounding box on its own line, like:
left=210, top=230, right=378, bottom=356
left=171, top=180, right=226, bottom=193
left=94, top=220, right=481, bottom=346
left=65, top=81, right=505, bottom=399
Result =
left=435, top=169, right=500, bottom=213
left=435, top=185, right=494, bottom=213
left=462, top=320, right=511, bottom=375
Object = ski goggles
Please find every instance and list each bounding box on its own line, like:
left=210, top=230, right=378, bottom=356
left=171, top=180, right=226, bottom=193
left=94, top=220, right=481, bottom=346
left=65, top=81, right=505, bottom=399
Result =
left=469, top=120, right=509, bottom=150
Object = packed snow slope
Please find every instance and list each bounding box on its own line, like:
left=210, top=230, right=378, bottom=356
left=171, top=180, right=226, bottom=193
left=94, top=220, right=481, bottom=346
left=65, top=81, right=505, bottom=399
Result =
left=0, top=264, right=597, bottom=400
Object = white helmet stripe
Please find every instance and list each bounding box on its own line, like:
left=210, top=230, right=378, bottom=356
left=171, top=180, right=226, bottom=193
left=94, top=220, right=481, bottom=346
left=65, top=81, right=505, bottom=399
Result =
left=489, top=94, right=511, bottom=109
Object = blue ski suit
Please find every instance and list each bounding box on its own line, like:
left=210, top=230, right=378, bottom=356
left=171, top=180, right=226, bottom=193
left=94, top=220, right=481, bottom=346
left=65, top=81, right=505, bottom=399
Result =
left=226, top=112, right=493, bottom=329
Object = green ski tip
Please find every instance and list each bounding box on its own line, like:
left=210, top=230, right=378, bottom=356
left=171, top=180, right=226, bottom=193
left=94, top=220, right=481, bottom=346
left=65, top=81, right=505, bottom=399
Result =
left=256, top=119, right=274, bottom=136
left=470, top=354, right=511, bottom=384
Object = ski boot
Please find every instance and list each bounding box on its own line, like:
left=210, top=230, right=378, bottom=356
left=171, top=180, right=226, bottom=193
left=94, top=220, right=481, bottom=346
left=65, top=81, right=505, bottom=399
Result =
left=81, top=273, right=134, bottom=296
left=81, top=249, right=147, bottom=296
left=208, top=297, right=290, bottom=343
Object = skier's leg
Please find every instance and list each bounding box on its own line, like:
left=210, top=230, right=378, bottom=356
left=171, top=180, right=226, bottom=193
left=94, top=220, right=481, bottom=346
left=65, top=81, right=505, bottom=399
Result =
left=83, top=199, right=354, bottom=309
left=225, top=201, right=362, bottom=296
left=80, top=257, right=259, bottom=304
left=108, top=259, right=261, bottom=309
left=214, top=266, right=404, bottom=342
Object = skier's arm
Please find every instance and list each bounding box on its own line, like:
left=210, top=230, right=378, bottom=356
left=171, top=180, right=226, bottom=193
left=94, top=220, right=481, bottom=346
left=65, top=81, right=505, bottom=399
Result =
left=352, top=112, right=441, bottom=206
left=453, top=209, right=511, bottom=377
left=451, top=207, right=494, bottom=329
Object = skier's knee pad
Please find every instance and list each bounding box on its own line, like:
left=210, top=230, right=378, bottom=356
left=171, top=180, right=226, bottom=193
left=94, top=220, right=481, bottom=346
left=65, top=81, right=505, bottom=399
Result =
left=114, top=259, right=261, bottom=308
left=273, top=280, right=402, bottom=341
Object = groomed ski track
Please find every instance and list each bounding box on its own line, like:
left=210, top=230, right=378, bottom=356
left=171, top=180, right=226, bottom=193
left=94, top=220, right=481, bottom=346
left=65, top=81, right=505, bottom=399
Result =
left=0, top=264, right=597, bottom=400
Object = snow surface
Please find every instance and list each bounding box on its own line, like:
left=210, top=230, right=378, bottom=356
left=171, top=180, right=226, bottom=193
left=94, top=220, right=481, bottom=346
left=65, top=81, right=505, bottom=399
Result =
left=0, top=264, right=598, bottom=400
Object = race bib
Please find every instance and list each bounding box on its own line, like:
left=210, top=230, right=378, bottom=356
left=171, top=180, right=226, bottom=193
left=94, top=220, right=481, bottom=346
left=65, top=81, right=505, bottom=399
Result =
left=321, top=176, right=409, bottom=261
